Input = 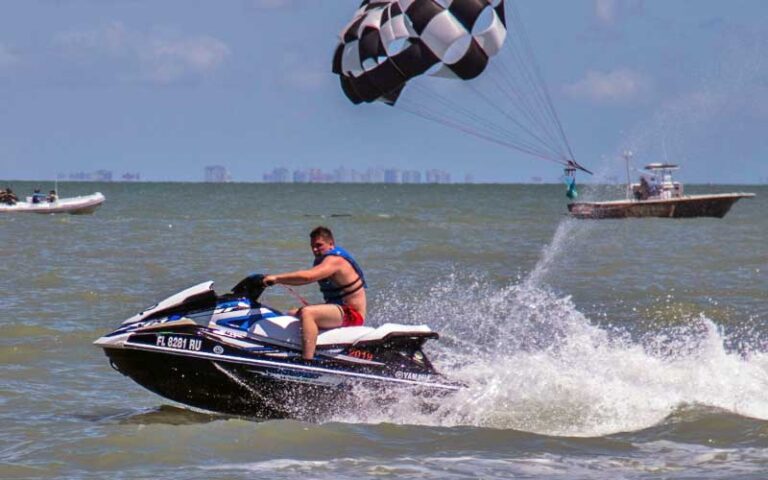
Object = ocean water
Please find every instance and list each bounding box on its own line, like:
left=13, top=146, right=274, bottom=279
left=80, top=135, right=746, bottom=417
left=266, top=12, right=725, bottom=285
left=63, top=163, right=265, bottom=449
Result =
left=1, top=181, right=766, bottom=479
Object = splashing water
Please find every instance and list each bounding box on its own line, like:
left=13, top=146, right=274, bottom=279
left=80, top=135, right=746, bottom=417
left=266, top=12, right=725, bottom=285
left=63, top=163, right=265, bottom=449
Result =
left=338, top=224, right=768, bottom=437
left=525, top=217, right=595, bottom=288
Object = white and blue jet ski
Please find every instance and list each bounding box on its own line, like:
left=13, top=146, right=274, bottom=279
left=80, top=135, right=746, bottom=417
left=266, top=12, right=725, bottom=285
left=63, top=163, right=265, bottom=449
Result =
left=94, top=274, right=459, bottom=418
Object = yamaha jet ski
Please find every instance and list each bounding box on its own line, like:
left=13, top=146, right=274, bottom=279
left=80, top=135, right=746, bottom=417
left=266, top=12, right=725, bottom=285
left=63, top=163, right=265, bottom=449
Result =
left=94, top=274, right=459, bottom=418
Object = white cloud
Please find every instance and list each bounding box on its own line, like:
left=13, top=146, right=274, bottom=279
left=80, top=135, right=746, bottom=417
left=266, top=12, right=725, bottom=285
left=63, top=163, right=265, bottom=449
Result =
left=594, top=0, right=618, bottom=26
left=564, top=68, right=652, bottom=104
left=53, top=22, right=231, bottom=84
left=592, top=0, right=645, bottom=27
left=140, top=36, right=231, bottom=84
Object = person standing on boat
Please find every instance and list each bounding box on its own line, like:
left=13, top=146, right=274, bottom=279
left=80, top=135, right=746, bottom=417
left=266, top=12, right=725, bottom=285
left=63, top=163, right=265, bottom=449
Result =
left=31, top=189, right=45, bottom=204
left=638, top=177, right=652, bottom=200
left=263, top=226, right=367, bottom=360
left=1, top=188, right=18, bottom=205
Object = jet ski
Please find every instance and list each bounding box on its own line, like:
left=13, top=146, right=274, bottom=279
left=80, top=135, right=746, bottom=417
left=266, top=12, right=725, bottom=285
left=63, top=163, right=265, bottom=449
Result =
left=94, top=274, right=459, bottom=418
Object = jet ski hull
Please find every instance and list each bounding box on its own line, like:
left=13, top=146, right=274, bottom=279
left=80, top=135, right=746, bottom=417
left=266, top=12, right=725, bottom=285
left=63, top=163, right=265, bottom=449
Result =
left=104, top=346, right=290, bottom=417
left=99, top=325, right=458, bottom=418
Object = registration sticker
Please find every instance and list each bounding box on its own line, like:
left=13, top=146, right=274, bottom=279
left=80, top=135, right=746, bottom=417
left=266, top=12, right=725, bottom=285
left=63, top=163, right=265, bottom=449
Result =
left=156, top=335, right=202, bottom=352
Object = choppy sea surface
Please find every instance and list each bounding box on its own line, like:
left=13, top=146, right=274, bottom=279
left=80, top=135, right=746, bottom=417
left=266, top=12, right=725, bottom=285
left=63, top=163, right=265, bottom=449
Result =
left=1, top=181, right=766, bottom=479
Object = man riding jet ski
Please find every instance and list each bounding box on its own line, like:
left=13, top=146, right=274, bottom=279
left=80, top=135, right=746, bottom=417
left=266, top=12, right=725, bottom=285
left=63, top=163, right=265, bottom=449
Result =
left=263, top=226, right=367, bottom=360
left=94, top=273, right=458, bottom=418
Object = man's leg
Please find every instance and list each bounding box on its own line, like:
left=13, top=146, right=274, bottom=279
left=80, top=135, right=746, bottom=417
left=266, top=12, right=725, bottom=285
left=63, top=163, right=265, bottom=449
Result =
left=297, top=304, right=344, bottom=360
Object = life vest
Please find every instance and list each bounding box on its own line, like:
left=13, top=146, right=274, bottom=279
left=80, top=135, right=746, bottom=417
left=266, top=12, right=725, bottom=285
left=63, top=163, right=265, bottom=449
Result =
left=313, top=246, right=366, bottom=305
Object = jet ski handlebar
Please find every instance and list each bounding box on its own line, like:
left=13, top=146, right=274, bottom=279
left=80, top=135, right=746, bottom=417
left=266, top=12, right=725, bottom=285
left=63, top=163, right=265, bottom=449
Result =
left=230, top=273, right=268, bottom=302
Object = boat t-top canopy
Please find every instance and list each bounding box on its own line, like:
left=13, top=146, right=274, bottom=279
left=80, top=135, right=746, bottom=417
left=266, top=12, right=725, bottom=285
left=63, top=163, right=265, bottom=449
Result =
left=644, top=163, right=679, bottom=171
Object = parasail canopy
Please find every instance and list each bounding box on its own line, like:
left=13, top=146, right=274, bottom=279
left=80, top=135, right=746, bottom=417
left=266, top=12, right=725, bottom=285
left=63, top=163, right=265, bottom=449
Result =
left=332, top=0, right=592, bottom=175
left=332, top=0, right=507, bottom=105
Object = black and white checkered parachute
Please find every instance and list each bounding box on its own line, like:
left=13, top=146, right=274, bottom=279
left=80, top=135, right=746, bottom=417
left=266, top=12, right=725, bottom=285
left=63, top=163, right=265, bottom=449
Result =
left=332, top=0, right=591, bottom=174
left=332, top=0, right=507, bottom=106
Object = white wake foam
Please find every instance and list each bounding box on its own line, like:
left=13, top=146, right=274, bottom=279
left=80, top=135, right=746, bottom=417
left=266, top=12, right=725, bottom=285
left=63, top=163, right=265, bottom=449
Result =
left=337, top=224, right=768, bottom=437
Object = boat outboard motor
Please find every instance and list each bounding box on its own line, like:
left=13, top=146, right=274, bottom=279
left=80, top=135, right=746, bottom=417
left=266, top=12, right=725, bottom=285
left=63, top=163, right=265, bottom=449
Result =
left=231, top=273, right=267, bottom=303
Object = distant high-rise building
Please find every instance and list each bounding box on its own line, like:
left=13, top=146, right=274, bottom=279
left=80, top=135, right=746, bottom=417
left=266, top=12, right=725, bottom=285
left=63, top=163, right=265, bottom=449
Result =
left=309, top=168, right=331, bottom=183
left=276, top=168, right=290, bottom=182
left=464, top=173, right=474, bottom=184
left=68, top=172, right=91, bottom=181
left=293, top=169, right=309, bottom=183
left=384, top=168, right=401, bottom=184
left=364, top=167, right=384, bottom=183
left=263, top=167, right=290, bottom=183
left=402, top=170, right=422, bottom=184
left=94, top=170, right=113, bottom=182
left=121, top=172, right=141, bottom=182
left=334, top=166, right=353, bottom=183
left=204, top=165, right=231, bottom=183
left=426, top=169, right=451, bottom=184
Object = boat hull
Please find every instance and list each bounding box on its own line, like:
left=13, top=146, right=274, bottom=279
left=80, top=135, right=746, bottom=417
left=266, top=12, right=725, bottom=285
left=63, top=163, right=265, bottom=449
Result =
left=104, top=347, right=292, bottom=417
left=568, top=193, right=754, bottom=219
left=100, top=328, right=456, bottom=418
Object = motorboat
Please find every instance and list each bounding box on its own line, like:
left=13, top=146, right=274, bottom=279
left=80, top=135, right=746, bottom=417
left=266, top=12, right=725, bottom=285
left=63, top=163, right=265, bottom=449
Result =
left=568, top=155, right=754, bottom=219
left=0, top=192, right=105, bottom=214
left=94, top=275, right=459, bottom=418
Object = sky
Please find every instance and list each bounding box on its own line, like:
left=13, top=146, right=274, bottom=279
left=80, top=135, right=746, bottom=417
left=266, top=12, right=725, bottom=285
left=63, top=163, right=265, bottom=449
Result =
left=0, top=0, right=767, bottom=184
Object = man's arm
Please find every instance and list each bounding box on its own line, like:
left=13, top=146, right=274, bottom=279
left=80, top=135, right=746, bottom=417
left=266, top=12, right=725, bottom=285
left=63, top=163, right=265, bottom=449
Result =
left=264, top=257, right=340, bottom=286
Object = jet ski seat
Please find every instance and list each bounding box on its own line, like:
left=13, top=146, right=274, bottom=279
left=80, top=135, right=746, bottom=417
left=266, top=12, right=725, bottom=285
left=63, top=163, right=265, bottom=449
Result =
left=249, top=316, right=435, bottom=348
left=320, top=323, right=436, bottom=346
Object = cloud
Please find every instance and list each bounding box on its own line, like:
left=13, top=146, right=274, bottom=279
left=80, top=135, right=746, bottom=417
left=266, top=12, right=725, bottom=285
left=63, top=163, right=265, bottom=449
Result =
left=139, top=35, right=231, bottom=84
left=564, top=68, right=652, bottom=104
left=0, top=43, right=18, bottom=69
left=53, top=22, right=230, bottom=84
left=592, top=0, right=645, bottom=27
left=594, top=0, right=618, bottom=26
left=619, top=41, right=768, bottom=172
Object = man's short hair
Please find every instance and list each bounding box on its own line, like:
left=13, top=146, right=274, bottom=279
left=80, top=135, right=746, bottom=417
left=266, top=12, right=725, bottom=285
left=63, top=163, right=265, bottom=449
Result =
left=310, top=226, right=334, bottom=242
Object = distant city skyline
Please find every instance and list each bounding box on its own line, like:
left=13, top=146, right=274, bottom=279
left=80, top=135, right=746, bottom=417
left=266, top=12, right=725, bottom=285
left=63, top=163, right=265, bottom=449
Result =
left=56, top=170, right=141, bottom=182
left=39, top=165, right=768, bottom=185
left=262, top=166, right=456, bottom=184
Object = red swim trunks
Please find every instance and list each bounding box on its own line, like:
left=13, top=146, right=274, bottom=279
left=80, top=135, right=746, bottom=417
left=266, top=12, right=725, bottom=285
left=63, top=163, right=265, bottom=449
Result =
left=340, top=305, right=364, bottom=327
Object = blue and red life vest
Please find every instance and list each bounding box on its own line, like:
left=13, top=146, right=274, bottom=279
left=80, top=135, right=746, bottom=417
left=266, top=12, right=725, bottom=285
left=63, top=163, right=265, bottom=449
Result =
left=313, top=246, right=366, bottom=305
